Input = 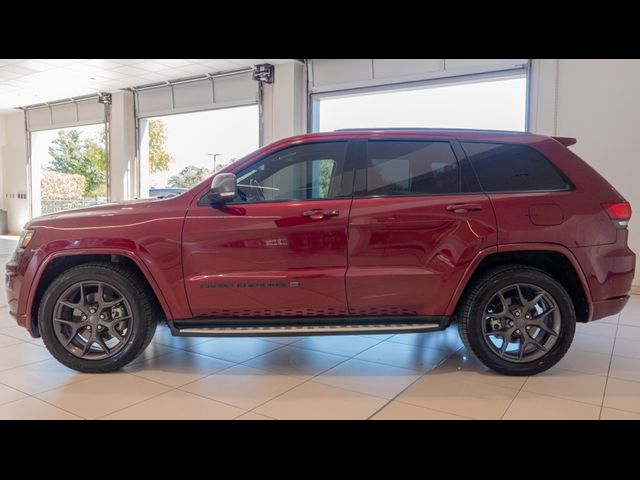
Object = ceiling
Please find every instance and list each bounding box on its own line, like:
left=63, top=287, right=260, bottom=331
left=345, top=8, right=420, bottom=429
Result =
left=0, top=59, right=293, bottom=111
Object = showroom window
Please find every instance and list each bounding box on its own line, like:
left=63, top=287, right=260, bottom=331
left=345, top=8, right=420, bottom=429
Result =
left=134, top=71, right=261, bottom=198
left=30, top=123, right=109, bottom=217
left=311, top=75, right=527, bottom=132
left=25, top=95, right=108, bottom=218
left=138, top=105, right=259, bottom=198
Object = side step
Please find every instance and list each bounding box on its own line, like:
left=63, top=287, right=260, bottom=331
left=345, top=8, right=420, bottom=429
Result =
left=168, top=316, right=450, bottom=337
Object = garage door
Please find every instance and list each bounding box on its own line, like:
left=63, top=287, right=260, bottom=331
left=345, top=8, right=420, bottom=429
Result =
left=134, top=70, right=259, bottom=118
left=308, top=59, right=529, bottom=94
left=25, top=95, right=106, bottom=132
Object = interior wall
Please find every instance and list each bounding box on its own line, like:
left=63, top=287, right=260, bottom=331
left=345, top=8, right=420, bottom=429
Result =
left=262, top=62, right=306, bottom=144
left=0, top=114, right=5, bottom=213
left=0, top=111, right=28, bottom=234
left=529, top=59, right=640, bottom=284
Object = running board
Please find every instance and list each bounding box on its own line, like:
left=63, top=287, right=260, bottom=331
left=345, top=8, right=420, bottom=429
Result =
left=168, top=316, right=450, bottom=337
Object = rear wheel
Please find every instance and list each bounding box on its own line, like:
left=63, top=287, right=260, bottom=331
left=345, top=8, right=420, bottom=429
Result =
left=38, top=263, right=157, bottom=373
left=458, top=265, right=576, bottom=376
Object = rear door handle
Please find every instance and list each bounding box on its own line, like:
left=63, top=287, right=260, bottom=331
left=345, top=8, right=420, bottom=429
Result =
left=303, top=209, right=340, bottom=220
left=445, top=203, right=483, bottom=213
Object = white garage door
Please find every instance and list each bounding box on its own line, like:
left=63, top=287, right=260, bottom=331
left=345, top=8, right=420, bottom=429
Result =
left=134, top=70, right=259, bottom=118
left=308, top=59, right=529, bottom=94
left=25, top=96, right=106, bottom=132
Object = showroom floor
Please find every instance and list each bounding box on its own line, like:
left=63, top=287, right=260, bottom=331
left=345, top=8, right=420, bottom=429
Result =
left=1, top=236, right=639, bottom=420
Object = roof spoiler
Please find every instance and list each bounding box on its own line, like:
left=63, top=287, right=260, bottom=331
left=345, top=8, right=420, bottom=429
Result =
left=552, top=136, right=577, bottom=147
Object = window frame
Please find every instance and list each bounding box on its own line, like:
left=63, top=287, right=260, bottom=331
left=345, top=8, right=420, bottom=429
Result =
left=198, top=140, right=355, bottom=206
left=460, top=141, right=576, bottom=194
left=352, top=139, right=464, bottom=199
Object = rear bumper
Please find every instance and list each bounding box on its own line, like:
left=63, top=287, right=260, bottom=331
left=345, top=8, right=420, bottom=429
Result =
left=570, top=230, right=635, bottom=322
left=591, top=295, right=629, bottom=322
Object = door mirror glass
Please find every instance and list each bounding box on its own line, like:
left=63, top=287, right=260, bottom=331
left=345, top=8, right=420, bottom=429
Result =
left=207, top=173, right=237, bottom=203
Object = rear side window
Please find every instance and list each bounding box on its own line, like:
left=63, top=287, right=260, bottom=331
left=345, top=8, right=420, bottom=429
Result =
left=364, top=141, right=459, bottom=196
left=462, top=142, right=571, bottom=192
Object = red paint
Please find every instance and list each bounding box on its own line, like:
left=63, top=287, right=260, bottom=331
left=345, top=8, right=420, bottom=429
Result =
left=528, top=203, right=564, bottom=226
left=552, top=136, right=577, bottom=147
left=4, top=129, right=635, bottom=336
left=346, top=194, right=496, bottom=316
left=497, top=242, right=594, bottom=308
left=181, top=199, right=352, bottom=317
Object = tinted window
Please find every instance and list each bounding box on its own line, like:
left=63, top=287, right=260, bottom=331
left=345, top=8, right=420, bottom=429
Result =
left=365, top=141, right=459, bottom=196
left=462, top=142, right=570, bottom=192
left=235, top=142, right=347, bottom=202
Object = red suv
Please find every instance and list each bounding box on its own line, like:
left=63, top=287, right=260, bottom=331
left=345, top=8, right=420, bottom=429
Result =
left=5, top=129, right=635, bottom=376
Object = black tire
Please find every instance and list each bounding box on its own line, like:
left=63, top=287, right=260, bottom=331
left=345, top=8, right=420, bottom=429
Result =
left=457, top=265, right=576, bottom=376
left=38, top=262, right=157, bottom=373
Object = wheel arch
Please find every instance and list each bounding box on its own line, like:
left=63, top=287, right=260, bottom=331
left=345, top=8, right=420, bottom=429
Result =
left=447, top=244, right=592, bottom=323
left=28, top=249, right=173, bottom=337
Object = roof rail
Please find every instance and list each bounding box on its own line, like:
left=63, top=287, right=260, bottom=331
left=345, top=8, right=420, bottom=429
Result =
left=333, top=127, right=528, bottom=134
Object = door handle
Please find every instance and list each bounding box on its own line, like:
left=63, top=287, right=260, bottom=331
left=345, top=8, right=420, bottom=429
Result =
left=303, top=209, right=340, bottom=220
left=445, top=203, right=483, bottom=213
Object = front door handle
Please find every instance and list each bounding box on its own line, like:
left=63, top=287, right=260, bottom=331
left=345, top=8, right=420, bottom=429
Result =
left=445, top=203, right=483, bottom=213
left=303, top=209, right=340, bottom=220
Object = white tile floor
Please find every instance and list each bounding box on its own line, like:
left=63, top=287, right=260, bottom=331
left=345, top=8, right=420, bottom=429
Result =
left=1, top=235, right=639, bottom=419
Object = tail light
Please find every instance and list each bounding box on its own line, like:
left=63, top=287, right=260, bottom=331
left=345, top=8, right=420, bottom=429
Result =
left=602, top=202, right=632, bottom=228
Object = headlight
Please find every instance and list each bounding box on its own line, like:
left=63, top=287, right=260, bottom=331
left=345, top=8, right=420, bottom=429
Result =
left=17, top=229, right=35, bottom=249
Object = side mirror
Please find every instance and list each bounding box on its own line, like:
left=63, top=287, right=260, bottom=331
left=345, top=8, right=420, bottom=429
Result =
left=207, top=173, right=237, bottom=204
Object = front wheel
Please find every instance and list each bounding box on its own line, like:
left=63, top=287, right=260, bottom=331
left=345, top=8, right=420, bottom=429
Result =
left=38, top=263, right=157, bottom=373
left=457, top=265, right=576, bottom=376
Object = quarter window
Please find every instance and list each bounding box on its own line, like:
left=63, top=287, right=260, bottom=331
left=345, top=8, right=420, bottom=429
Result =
left=461, top=142, right=571, bottom=192
left=364, top=141, right=459, bottom=196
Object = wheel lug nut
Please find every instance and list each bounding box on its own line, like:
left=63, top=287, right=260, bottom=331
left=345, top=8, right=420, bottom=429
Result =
left=514, top=311, right=520, bottom=317
left=99, top=314, right=105, bottom=319
left=515, top=329, right=521, bottom=334
left=90, top=308, right=96, bottom=314
left=525, top=315, right=531, bottom=319
left=81, top=315, right=87, bottom=320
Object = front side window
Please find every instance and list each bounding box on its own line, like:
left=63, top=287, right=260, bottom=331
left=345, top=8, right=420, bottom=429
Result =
left=364, top=141, right=459, bottom=196
left=461, top=142, right=571, bottom=192
left=234, top=142, right=347, bottom=203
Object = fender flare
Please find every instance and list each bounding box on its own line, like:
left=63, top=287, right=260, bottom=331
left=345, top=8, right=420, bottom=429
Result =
left=26, top=248, right=174, bottom=333
left=445, top=243, right=593, bottom=319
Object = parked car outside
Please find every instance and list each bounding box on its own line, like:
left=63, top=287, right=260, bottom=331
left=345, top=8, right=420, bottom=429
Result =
left=148, top=187, right=187, bottom=198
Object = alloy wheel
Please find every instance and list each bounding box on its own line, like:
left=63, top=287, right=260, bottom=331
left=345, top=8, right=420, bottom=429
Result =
left=52, top=281, right=133, bottom=360
left=481, top=283, right=561, bottom=363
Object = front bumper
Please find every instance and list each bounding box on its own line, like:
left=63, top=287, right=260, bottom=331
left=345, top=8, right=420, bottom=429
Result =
left=5, top=247, right=34, bottom=332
